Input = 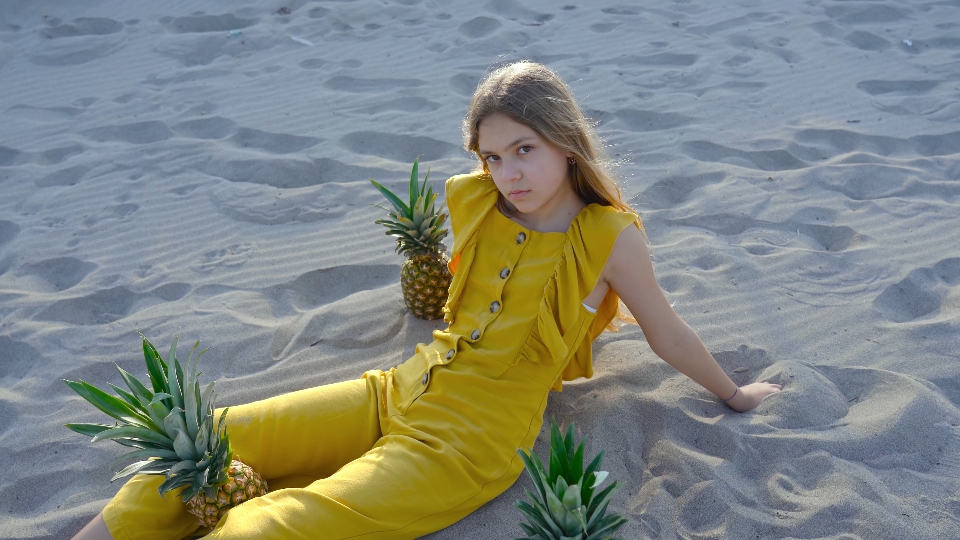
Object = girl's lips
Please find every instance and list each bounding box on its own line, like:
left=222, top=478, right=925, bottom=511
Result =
left=508, top=190, right=529, bottom=197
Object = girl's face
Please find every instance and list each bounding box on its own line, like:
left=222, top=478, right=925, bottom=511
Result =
left=477, top=113, right=574, bottom=217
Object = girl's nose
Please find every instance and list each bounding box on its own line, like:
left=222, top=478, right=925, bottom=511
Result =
left=501, top=159, right=521, bottom=182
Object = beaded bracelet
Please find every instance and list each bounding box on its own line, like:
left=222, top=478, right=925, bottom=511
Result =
left=722, top=387, right=739, bottom=403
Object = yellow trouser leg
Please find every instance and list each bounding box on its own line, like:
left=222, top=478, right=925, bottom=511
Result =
left=103, top=374, right=383, bottom=540
left=205, top=429, right=513, bottom=540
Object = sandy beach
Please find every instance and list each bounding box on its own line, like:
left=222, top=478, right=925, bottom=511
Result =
left=1, top=0, right=959, bottom=538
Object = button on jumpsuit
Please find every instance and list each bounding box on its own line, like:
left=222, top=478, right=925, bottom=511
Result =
left=101, top=172, right=641, bottom=540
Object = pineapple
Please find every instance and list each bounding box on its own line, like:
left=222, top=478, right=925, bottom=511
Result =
left=64, top=335, right=267, bottom=530
left=370, top=157, right=451, bottom=320
left=515, top=421, right=627, bottom=540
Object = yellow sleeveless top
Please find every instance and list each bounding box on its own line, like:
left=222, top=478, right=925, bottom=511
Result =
left=376, top=171, right=646, bottom=518
left=440, top=171, right=641, bottom=390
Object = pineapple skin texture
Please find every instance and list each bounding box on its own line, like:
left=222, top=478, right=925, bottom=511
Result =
left=401, top=252, right=452, bottom=320
left=185, top=460, right=268, bottom=530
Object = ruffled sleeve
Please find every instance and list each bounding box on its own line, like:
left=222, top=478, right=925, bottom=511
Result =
left=514, top=204, right=640, bottom=391
left=441, top=172, right=498, bottom=325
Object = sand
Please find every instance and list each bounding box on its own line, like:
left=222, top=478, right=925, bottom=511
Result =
left=1, top=0, right=959, bottom=538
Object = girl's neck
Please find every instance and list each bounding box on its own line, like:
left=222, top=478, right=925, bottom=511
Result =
left=499, top=190, right=588, bottom=234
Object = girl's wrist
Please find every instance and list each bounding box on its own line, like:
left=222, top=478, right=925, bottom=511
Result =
left=720, top=385, right=739, bottom=404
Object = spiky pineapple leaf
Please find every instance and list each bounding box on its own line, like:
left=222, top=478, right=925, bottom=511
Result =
left=108, top=383, right=144, bottom=413
left=140, top=336, right=169, bottom=396
left=173, top=428, right=198, bottom=461
left=110, top=447, right=180, bottom=468
left=115, top=365, right=153, bottom=404
left=516, top=421, right=627, bottom=540
left=135, top=459, right=180, bottom=475
left=408, top=157, right=420, bottom=206
left=369, top=179, right=410, bottom=217
left=110, top=460, right=156, bottom=481
left=63, top=379, right=160, bottom=433
left=64, top=423, right=113, bottom=438
left=169, top=344, right=185, bottom=411
left=158, top=474, right=194, bottom=497
left=112, top=438, right=175, bottom=451
left=91, top=425, right=172, bottom=447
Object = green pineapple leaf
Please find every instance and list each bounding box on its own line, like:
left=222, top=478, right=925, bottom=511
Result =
left=369, top=179, right=410, bottom=216
left=408, top=156, right=420, bottom=206
left=115, top=365, right=154, bottom=403
left=63, top=379, right=161, bottom=433
left=108, top=383, right=145, bottom=413
left=110, top=447, right=180, bottom=468
left=91, top=425, right=171, bottom=447
left=64, top=423, right=113, bottom=438
left=516, top=420, right=627, bottom=540
left=140, top=335, right=170, bottom=397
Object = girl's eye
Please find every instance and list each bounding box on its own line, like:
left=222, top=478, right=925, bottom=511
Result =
left=485, top=155, right=500, bottom=163
left=518, top=145, right=532, bottom=154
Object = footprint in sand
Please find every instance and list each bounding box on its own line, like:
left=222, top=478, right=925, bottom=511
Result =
left=0, top=145, right=25, bottom=167
left=269, top=274, right=405, bottom=358
left=228, top=128, right=322, bottom=154
left=844, top=31, right=892, bottom=51
left=160, top=14, right=257, bottom=34
left=40, top=18, right=122, bottom=39
left=201, top=156, right=392, bottom=189
left=603, top=52, right=699, bottom=68
left=665, top=212, right=860, bottom=253
left=323, top=76, right=424, bottom=93
left=171, top=116, right=237, bottom=140
left=793, top=128, right=960, bottom=160
left=27, top=17, right=126, bottom=66
left=35, top=164, right=93, bottom=188
left=0, top=336, right=42, bottom=382
left=193, top=244, right=253, bottom=274
left=873, top=258, right=960, bottom=323
left=5, top=104, right=85, bottom=123
left=856, top=79, right=952, bottom=118
left=0, top=220, right=20, bottom=250
left=0, top=142, right=85, bottom=170
left=590, top=22, right=621, bottom=33
left=20, top=256, right=97, bottom=292
left=298, top=58, right=326, bottom=70
left=824, top=4, right=910, bottom=25
left=615, top=108, right=695, bottom=132
left=856, top=80, right=940, bottom=96
left=352, top=97, right=440, bottom=115
left=449, top=73, right=482, bottom=97
left=485, top=0, right=553, bottom=25
left=681, top=140, right=807, bottom=171
left=81, top=121, right=173, bottom=145
left=458, top=17, right=501, bottom=39
left=339, top=131, right=461, bottom=162
left=264, top=264, right=400, bottom=314
left=35, top=282, right=192, bottom=325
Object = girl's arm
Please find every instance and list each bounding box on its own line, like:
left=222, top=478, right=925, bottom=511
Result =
left=603, top=225, right=782, bottom=412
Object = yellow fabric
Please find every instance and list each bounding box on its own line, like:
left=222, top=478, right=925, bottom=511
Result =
left=102, top=172, right=639, bottom=539
left=442, top=172, right=641, bottom=390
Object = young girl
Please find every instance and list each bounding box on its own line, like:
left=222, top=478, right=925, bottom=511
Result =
left=74, top=60, right=781, bottom=539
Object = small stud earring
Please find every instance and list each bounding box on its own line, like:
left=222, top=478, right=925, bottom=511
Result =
left=568, top=157, right=576, bottom=165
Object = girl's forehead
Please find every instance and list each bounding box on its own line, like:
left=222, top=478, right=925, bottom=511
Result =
left=477, top=114, right=539, bottom=151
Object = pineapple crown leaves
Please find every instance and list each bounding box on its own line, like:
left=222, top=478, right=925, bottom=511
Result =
left=514, top=420, right=627, bottom=540
left=369, top=156, right=449, bottom=257
left=62, top=334, right=234, bottom=501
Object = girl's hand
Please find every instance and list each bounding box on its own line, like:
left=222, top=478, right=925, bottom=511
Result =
left=724, top=382, right=783, bottom=413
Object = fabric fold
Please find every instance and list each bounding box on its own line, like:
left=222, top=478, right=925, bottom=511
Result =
left=439, top=170, right=642, bottom=386
left=441, top=172, right=498, bottom=325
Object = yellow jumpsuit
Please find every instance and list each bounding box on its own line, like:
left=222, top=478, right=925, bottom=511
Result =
left=102, top=172, right=640, bottom=540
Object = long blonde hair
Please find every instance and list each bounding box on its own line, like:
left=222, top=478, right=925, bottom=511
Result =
left=462, top=60, right=642, bottom=331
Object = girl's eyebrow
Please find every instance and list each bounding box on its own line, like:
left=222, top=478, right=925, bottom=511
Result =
left=479, top=136, right=536, bottom=155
